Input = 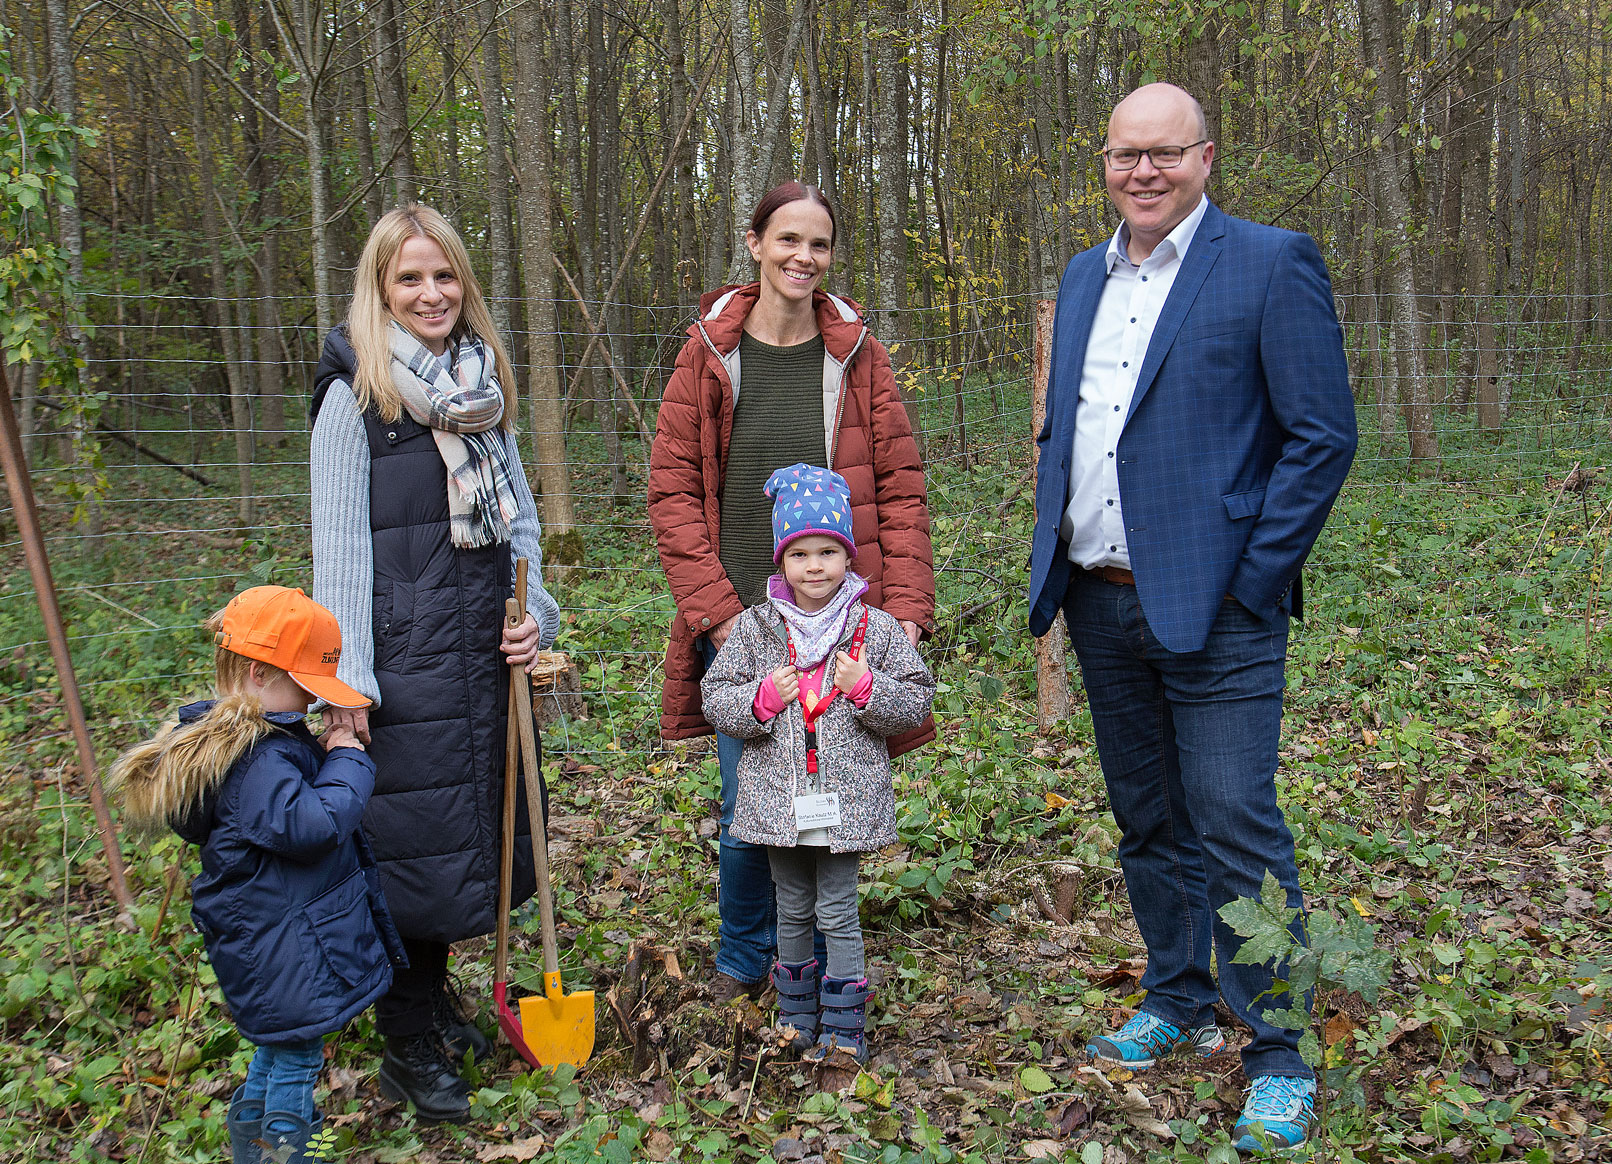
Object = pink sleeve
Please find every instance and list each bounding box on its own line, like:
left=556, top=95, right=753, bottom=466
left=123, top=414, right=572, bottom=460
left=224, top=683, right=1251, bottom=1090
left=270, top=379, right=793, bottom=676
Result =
left=753, top=675, right=786, bottom=721
left=848, top=670, right=874, bottom=708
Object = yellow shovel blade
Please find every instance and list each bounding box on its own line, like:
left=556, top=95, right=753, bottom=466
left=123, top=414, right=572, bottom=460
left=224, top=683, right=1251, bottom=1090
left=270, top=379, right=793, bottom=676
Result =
left=517, top=970, right=596, bottom=1068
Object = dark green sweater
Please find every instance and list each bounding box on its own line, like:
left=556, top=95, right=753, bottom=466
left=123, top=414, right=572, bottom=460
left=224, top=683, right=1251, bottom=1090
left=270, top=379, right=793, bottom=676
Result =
left=719, top=332, right=828, bottom=606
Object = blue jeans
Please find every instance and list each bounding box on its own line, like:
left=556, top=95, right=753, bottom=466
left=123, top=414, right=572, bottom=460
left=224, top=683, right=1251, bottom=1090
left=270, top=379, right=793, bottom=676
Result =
left=703, top=639, right=825, bottom=983
left=241, top=1036, right=324, bottom=1134
left=713, top=722, right=777, bottom=983
left=1064, top=572, right=1312, bottom=1079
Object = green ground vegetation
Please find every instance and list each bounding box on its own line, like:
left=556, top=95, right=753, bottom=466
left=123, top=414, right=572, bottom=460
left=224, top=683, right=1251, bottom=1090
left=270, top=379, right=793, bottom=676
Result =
left=2, top=366, right=1611, bottom=1162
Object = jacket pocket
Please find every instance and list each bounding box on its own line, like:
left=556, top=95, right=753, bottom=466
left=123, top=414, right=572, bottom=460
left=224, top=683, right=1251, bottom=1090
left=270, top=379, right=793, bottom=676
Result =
left=1222, top=488, right=1266, bottom=520
left=305, top=870, right=386, bottom=988
left=1179, top=317, right=1249, bottom=344
left=373, top=580, right=412, bottom=670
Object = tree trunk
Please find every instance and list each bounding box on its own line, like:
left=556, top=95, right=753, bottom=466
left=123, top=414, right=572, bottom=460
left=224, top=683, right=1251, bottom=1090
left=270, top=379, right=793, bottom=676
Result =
left=437, top=11, right=461, bottom=219
left=872, top=0, right=919, bottom=449
left=1358, top=0, right=1438, bottom=470
left=553, top=0, right=598, bottom=426
left=271, top=0, right=337, bottom=333
left=477, top=0, right=515, bottom=334
left=726, top=0, right=810, bottom=281
left=189, top=6, right=256, bottom=527
left=659, top=0, right=699, bottom=291
left=44, top=0, right=100, bottom=544
left=511, top=0, right=579, bottom=560
left=728, top=0, right=760, bottom=229
left=353, top=60, right=386, bottom=226
left=241, top=0, right=286, bottom=445
left=708, top=70, right=734, bottom=287
left=1459, top=13, right=1501, bottom=433
left=1361, top=239, right=1394, bottom=454
left=873, top=0, right=907, bottom=336
left=369, top=0, right=416, bottom=205
left=803, top=6, right=839, bottom=224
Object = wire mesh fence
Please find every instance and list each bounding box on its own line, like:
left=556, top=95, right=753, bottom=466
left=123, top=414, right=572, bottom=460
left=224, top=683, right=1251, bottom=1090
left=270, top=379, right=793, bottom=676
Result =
left=3, top=290, right=1611, bottom=786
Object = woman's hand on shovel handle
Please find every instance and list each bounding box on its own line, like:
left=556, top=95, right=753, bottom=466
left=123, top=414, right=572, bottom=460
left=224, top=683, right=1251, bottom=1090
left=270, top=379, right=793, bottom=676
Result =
left=322, top=705, right=370, bottom=746
left=501, top=613, right=542, bottom=670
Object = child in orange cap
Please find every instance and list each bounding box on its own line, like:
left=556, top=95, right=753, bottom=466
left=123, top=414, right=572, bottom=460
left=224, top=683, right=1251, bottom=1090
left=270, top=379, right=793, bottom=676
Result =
left=112, top=586, right=405, bottom=1164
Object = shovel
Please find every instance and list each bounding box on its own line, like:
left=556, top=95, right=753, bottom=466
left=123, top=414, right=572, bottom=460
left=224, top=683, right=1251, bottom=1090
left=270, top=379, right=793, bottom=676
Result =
left=492, top=558, right=596, bottom=1069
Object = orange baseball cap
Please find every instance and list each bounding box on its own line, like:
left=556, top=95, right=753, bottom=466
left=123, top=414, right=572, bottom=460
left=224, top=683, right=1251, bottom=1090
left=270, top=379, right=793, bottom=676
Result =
left=215, top=586, right=370, bottom=709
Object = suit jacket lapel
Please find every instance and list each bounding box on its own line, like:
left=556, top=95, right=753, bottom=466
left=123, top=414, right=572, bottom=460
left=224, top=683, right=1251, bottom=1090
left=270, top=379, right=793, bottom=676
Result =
left=1124, top=203, right=1227, bottom=425
left=1051, top=249, right=1108, bottom=446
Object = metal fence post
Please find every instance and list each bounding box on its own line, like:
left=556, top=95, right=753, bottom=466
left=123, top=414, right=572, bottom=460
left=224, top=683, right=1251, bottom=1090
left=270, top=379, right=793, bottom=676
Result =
left=0, top=363, right=134, bottom=914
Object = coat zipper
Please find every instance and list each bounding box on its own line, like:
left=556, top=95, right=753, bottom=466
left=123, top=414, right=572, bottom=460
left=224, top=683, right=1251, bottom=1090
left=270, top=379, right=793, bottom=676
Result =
left=825, top=325, right=867, bottom=469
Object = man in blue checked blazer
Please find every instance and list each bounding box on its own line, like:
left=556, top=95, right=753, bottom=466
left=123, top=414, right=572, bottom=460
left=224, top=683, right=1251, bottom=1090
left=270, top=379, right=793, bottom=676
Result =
left=1027, top=84, right=1356, bottom=1152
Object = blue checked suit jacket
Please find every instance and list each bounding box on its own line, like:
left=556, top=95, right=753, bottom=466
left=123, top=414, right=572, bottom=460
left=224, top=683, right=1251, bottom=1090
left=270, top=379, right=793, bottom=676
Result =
left=1028, top=201, right=1358, bottom=653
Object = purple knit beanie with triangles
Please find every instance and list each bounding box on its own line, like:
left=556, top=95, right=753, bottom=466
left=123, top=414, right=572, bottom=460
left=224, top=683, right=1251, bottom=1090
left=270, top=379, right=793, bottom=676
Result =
left=765, top=463, right=856, bottom=563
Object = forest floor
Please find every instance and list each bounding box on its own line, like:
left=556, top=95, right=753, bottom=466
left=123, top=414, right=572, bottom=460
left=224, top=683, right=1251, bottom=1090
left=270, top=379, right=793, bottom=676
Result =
left=3, top=387, right=1612, bottom=1162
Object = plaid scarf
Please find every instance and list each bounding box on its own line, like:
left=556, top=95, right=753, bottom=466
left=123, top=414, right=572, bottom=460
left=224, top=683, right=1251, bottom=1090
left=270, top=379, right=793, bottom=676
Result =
left=387, top=322, right=520, bottom=548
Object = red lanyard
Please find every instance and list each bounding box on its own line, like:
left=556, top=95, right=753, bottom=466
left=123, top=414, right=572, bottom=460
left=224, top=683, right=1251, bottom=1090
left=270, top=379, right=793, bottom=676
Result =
left=785, top=610, right=869, bottom=774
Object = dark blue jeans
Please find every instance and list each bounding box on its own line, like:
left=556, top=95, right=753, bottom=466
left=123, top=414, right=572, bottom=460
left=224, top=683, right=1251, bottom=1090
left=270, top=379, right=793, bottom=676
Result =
left=702, top=638, right=825, bottom=983
left=712, top=721, right=777, bottom=983
left=242, top=1036, right=325, bottom=1134
left=1064, top=571, right=1312, bottom=1079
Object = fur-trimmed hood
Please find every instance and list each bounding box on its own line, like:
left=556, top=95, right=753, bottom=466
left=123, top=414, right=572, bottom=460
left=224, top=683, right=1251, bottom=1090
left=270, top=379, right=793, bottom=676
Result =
left=111, top=697, right=304, bottom=839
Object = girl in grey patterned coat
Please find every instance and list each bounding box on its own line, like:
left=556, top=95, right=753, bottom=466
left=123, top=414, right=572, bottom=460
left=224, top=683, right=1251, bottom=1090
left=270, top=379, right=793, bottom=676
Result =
left=701, top=464, right=935, bottom=1062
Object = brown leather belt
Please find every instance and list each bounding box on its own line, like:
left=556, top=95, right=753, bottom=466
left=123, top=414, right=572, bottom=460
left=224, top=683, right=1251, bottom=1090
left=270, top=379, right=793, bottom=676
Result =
left=1087, top=564, right=1136, bottom=586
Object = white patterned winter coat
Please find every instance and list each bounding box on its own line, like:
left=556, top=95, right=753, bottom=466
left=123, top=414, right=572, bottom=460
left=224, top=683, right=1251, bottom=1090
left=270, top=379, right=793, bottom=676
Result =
left=701, top=599, right=935, bottom=853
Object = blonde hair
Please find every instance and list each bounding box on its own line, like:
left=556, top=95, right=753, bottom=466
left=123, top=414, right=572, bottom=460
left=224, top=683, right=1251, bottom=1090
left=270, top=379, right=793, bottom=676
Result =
left=203, top=608, right=290, bottom=697
left=110, top=602, right=296, bottom=831
left=347, top=203, right=518, bottom=427
left=109, top=607, right=289, bottom=833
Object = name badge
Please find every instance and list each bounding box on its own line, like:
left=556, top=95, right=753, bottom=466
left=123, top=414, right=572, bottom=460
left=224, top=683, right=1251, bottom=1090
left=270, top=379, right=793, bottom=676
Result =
left=794, top=792, right=842, bottom=831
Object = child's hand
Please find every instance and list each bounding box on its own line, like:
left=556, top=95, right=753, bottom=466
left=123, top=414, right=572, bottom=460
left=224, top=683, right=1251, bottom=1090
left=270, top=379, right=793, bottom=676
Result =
left=833, top=651, right=869, bottom=695
left=321, top=724, right=365, bottom=752
left=770, top=664, right=801, bottom=705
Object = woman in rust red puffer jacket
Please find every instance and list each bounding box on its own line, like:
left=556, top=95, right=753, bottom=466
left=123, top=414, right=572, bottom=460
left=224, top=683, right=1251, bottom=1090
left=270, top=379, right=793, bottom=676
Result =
left=648, top=180, right=935, bottom=1001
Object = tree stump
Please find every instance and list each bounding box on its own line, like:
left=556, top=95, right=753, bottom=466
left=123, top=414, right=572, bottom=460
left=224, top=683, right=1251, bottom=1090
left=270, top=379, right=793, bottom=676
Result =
left=527, top=649, right=584, bottom=728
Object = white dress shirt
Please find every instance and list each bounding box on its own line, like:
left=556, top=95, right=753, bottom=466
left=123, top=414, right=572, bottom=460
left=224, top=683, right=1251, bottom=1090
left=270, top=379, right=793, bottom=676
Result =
left=1062, top=195, right=1210, bottom=570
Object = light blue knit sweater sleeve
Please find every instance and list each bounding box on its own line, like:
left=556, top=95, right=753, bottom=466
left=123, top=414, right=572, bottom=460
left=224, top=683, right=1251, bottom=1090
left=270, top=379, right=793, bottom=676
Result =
left=310, top=383, right=382, bottom=708
left=503, top=429, right=562, bottom=648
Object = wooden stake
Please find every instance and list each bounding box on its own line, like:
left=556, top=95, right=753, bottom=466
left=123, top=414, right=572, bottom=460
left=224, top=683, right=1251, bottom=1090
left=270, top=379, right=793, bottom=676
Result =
left=0, top=362, right=134, bottom=913
left=1031, top=299, right=1072, bottom=731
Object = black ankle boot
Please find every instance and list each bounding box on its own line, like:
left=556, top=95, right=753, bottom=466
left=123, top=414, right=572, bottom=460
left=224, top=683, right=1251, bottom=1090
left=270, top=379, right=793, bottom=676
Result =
left=378, top=1032, right=471, bottom=1124
left=432, top=975, right=494, bottom=1065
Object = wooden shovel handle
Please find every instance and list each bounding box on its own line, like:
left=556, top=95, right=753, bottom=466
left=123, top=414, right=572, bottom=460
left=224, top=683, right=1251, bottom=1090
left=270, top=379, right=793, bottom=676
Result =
left=493, top=675, right=518, bottom=987
left=506, top=573, right=560, bottom=981
left=493, top=559, right=528, bottom=988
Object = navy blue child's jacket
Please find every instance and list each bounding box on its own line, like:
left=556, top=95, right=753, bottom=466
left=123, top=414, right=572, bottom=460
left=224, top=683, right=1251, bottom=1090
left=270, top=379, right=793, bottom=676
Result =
left=170, top=701, right=406, bottom=1044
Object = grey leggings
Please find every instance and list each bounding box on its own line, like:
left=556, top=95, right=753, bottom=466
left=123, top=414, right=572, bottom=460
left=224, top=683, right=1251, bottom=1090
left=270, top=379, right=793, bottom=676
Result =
left=767, top=846, right=864, bottom=980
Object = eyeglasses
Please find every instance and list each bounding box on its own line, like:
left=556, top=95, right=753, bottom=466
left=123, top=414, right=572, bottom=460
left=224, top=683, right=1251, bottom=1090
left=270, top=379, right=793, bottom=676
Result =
left=1101, top=141, right=1208, bottom=171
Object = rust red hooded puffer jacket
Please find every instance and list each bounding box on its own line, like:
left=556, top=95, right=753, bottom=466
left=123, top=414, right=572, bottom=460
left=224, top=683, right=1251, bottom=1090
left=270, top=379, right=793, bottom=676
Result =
left=648, top=283, right=936, bottom=755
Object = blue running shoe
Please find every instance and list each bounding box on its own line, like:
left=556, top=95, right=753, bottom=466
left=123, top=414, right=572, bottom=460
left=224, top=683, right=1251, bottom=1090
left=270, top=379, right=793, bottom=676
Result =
left=1233, top=1074, right=1317, bottom=1152
left=1086, top=1010, right=1226, bottom=1069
